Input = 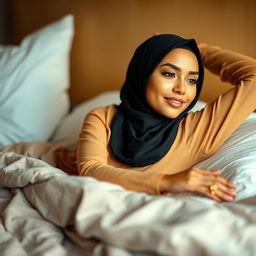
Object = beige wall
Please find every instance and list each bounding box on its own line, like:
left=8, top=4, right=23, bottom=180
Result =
left=11, top=0, right=256, bottom=104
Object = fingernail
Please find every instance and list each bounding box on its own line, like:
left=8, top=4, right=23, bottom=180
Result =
left=227, top=197, right=233, bottom=201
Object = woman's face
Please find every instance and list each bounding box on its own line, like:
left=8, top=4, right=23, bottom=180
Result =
left=146, top=48, right=199, bottom=118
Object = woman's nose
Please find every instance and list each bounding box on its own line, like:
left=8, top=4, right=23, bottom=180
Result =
left=173, top=79, right=186, bottom=95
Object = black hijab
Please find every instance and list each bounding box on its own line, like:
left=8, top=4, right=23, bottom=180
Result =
left=110, top=34, right=204, bottom=167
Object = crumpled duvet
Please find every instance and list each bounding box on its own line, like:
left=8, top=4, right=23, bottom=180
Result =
left=1, top=151, right=256, bottom=256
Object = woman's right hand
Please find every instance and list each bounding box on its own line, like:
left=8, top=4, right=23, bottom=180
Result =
left=160, top=167, right=238, bottom=202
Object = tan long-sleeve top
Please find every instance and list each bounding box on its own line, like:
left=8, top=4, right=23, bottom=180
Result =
left=76, top=44, right=256, bottom=195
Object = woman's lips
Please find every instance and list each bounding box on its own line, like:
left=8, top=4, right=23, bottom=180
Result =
left=164, top=97, right=185, bottom=108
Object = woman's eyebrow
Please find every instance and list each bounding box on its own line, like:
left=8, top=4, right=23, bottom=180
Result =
left=160, top=63, right=199, bottom=75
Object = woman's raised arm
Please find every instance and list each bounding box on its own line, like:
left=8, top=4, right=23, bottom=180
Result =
left=199, top=43, right=256, bottom=86
left=183, top=44, right=256, bottom=158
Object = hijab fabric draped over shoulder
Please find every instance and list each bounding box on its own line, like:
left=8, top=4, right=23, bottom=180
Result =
left=110, top=34, right=204, bottom=167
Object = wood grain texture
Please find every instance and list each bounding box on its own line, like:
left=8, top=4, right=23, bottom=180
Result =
left=10, top=0, right=256, bottom=104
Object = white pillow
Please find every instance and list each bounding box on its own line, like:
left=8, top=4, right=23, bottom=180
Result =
left=50, top=91, right=121, bottom=149
left=169, top=112, right=256, bottom=202
left=195, top=113, right=256, bottom=201
left=0, top=15, right=74, bottom=148
left=189, top=101, right=206, bottom=112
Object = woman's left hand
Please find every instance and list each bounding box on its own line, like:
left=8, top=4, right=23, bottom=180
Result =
left=160, top=167, right=238, bottom=202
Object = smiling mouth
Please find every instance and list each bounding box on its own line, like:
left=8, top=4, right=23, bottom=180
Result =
left=164, top=97, right=185, bottom=108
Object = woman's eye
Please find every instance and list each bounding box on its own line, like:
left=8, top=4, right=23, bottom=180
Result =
left=162, top=72, right=175, bottom=78
left=187, top=78, right=197, bottom=85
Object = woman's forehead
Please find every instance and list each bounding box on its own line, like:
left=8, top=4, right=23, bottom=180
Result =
left=159, top=48, right=199, bottom=72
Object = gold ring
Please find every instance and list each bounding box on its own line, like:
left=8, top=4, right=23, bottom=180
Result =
left=209, top=184, right=218, bottom=195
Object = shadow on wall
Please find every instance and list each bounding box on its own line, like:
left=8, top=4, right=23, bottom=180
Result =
left=0, top=0, right=11, bottom=44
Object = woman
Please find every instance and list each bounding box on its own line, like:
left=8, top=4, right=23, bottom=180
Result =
left=1, top=34, right=255, bottom=202
left=75, top=34, right=256, bottom=202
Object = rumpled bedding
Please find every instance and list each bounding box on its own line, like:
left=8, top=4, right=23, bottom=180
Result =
left=1, top=150, right=256, bottom=256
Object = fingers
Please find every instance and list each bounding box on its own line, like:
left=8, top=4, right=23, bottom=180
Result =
left=217, top=175, right=237, bottom=189
left=197, top=42, right=207, bottom=51
left=210, top=173, right=237, bottom=202
left=197, top=186, right=221, bottom=202
left=189, top=168, right=238, bottom=202
left=212, top=179, right=238, bottom=202
left=196, top=184, right=233, bottom=203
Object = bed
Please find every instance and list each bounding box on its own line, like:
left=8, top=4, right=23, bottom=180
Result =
left=1, top=15, right=256, bottom=256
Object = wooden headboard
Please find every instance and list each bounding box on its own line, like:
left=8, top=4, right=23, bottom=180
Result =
left=10, top=0, right=256, bottom=104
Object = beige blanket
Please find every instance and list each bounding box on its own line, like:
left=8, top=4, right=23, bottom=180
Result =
left=1, top=143, right=256, bottom=255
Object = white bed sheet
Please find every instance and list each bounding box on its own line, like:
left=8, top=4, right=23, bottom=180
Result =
left=0, top=151, right=256, bottom=256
